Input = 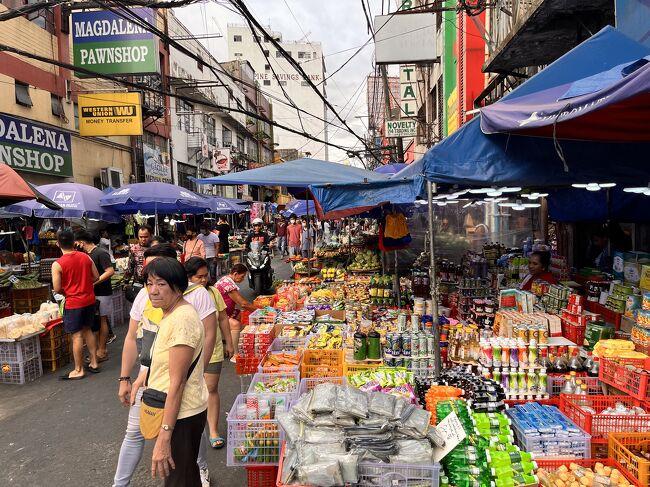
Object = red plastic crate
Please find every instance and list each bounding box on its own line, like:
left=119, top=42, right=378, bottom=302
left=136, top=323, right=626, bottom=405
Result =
left=560, top=394, right=650, bottom=443
left=235, top=354, right=264, bottom=375
left=600, top=358, right=650, bottom=401
left=246, top=466, right=278, bottom=487
left=536, top=458, right=638, bottom=485
left=585, top=301, right=622, bottom=330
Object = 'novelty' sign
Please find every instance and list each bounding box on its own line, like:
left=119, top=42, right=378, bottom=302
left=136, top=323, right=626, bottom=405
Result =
left=72, top=8, right=159, bottom=77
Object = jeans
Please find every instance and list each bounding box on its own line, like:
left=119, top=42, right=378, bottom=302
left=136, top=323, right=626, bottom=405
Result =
left=112, top=388, right=145, bottom=487
left=197, top=430, right=210, bottom=470
left=205, top=257, right=215, bottom=281
left=289, top=246, right=301, bottom=257
left=277, top=235, right=287, bottom=255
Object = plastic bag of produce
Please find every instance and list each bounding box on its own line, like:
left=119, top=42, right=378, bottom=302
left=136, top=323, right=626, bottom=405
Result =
left=299, top=442, right=346, bottom=466
left=299, top=460, right=344, bottom=487
left=310, top=382, right=339, bottom=414
left=280, top=445, right=299, bottom=485
left=398, top=404, right=432, bottom=438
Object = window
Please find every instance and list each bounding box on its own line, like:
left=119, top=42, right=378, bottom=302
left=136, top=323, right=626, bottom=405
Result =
left=276, top=51, right=283, bottom=58
left=236, top=135, right=245, bottom=152
left=298, top=51, right=305, bottom=59
left=15, top=81, right=32, bottom=107
left=263, top=50, right=270, bottom=57
left=233, top=35, right=242, bottom=42
left=73, top=103, right=79, bottom=130
left=234, top=53, right=242, bottom=57
left=222, top=127, right=232, bottom=146
left=286, top=51, right=292, bottom=57
left=205, top=116, right=216, bottom=146
left=253, top=35, right=261, bottom=42
left=313, top=52, right=317, bottom=58
left=197, top=56, right=203, bottom=72
left=301, top=81, right=309, bottom=87
left=24, top=1, right=55, bottom=34
left=265, top=64, right=270, bottom=71
left=51, top=94, right=63, bottom=117
left=278, top=80, right=287, bottom=87
left=263, top=80, right=271, bottom=86
left=175, top=98, right=193, bottom=133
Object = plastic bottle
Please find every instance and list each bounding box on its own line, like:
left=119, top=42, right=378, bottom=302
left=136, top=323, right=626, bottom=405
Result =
left=588, top=357, right=600, bottom=377
left=538, top=368, right=548, bottom=395
left=583, top=351, right=595, bottom=372
left=560, top=375, right=574, bottom=394
left=568, top=349, right=583, bottom=372
left=487, top=449, right=534, bottom=466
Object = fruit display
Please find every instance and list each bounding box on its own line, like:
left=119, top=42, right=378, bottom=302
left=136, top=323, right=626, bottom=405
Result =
left=348, top=250, right=381, bottom=272
left=593, top=339, right=649, bottom=360
left=319, top=266, right=346, bottom=281
left=293, top=262, right=319, bottom=275
left=308, top=326, right=343, bottom=349
left=343, top=283, right=370, bottom=303
left=537, top=463, right=632, bottom=487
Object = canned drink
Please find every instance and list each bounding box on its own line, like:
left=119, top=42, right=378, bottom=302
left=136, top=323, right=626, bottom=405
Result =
left=411, top=333, right=420, bottom=357
left=428, top=357, right=436, bottom=369
left=384, top=356, right=396, bottom=367
left=397, top=313, right=407, bottom=332
left=419, top=335, right=427, bottom=357
left=394, top=357, right=404, bottom=368
left=540, top=326, right=549, bottom=345
left=427, top=336, right=435, bottom=357
left=531, top=325, right=540, bottom=343
left=384, top=333, right=394, bottom=356
left=393, top=333, right=402, bottom=356
left=403, top=358, right=412, bottom=369
left=411, top=314, right=420, bottom=332
left=401, top=333, right=411, bottom=357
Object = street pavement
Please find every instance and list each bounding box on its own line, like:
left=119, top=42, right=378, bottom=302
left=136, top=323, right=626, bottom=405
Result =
left=0, top=255, right=292, bottom=487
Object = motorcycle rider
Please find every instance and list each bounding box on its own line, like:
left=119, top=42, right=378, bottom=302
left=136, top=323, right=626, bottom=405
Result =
left=244, top=218, right=272, bottom=250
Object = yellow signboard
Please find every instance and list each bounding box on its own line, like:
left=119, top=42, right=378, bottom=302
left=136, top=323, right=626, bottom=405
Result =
left=78, top=92, right=143, bottom=136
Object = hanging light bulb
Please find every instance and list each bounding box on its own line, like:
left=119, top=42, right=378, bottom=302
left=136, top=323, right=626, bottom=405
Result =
left=572, top=183, right=616, bottom=191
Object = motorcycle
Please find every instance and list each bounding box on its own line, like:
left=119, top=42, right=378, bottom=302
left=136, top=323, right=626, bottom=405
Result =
left=246, top=241, right=274, bottom=295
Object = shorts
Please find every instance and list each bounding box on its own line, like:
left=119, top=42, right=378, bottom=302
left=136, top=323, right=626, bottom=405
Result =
left=63, top=303, right=96, bottom=334
left=95, top=295, right=111, bottom=317
left=205, top=361, right=223, bottom=374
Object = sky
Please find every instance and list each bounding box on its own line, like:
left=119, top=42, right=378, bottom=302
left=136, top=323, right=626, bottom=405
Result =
left=174, top=0, right=395, bottom=164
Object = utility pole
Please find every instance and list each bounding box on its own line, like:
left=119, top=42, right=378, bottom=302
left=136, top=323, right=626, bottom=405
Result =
left=380, top=65, right=405, bottom=164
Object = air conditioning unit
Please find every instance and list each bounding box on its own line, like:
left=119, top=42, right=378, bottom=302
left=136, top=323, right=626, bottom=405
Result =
left=100, top=167, right=123, bottom=189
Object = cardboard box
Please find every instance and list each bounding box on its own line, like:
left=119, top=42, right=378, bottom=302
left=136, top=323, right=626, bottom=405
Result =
left=640, top=264, right=650, bottom=291
left=313, top=309, right=346, bottom=322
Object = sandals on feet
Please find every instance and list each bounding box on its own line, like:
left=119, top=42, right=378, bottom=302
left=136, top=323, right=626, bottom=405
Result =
left=210, top=437, right=225, bottom=449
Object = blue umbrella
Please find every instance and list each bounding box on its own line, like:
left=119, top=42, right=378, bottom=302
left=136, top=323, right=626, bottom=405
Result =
left=4, top=183, right=121, bottom=222
left=208, top=197, right=247, bottom=214
left=100, top=182, right=212, bottom=214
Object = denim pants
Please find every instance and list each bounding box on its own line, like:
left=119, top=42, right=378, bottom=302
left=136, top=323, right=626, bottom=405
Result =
left=277, top=236, right=287, bottom=255
left=113, top=388, right=209, bottom=486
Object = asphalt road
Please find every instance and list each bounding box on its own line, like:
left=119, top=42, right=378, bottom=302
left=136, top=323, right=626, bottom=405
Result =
left=0, top=255, right=292, bottom=487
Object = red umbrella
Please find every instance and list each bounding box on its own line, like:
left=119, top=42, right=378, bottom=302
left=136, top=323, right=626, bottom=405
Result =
left=0, top=164, right=60, bottom=209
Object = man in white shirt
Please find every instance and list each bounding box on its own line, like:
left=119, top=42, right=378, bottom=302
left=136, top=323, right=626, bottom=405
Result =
left=113, top=244, right=217, bottom=487
left=198, top=223, right=220, bottom=282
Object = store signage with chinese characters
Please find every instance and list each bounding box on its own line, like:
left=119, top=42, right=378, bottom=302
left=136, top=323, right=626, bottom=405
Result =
left=143, top=143, right=172, bottom=183
left=0, top=113, right=72, bottom=177
left=78, top=92, right=143, bottom=136
left=385, top=120, right=417, bottom=138
left=71, top=8, right=159, bottom=77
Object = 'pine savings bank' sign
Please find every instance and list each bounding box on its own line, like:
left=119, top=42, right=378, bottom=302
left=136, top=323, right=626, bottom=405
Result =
left=0, top=114, right=72, bottom=177
left=72, top=8, right=159, bottom=77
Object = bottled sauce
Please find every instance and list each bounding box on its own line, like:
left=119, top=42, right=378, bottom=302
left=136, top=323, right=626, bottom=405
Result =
left=552, top=352, right=568, bottom=373
left=568, top=349, right=583, bottom=372
left=583, top=351, right=594, bottom=372
left=588, top=357, right=600, bottom=377
left=560, top=375, right=575, bottom=394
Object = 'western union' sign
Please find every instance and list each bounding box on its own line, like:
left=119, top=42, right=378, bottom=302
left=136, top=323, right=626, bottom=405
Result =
left=78, top=92, right=143, bottom=136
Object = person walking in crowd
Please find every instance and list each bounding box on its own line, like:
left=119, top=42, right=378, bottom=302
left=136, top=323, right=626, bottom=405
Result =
left=139, top=257, right=208, bottom=486
left=197, top=224, right=220, bottom=282
left=185, top=257, right=233, bottom=455
left=75, top=231, right=115, bottom=362
left=52, top=230, right=100, bottom=380
left=124, top=225, right=153, bottom=301
left=286, top=215, right=302, bottom=257
left=114, top=244, right=216, bottom=487
left=215, top=264, right=257, bottom=363
left=99, top=229, right=116, bottom=263
left=301, top=218, right=313, bottom=258
left=275, top=215, right=288, bottom=256
left=214, top=216, right=230, bottom=277
left=182, top=226, right=206, bottom=262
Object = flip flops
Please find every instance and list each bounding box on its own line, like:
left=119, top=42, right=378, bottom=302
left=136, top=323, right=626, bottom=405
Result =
left=85, top=365, right=101, bottom=374
left=59, top=374, right=85, bottom=381
left=210, top=437, right=225, bottom=449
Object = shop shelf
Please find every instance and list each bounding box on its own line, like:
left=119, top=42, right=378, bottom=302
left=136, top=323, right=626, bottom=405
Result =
left=0, top=334, right=40, bottom=363
left=536, top=458, right=637, bottom=484
left=560, top=394, right=650, bottom=443
left=41, top=353, right=71, bottom=372
left=0, top=355, right=42, bottom=384
left=297, top=376, right=346, bottom=397
left=608, top=432, right=650, bottom=486
left=600, top=358, right=650, bottom=401
left=226, top=393, right=284, bottom=467
left=547, top=375, right=603, bottom=396
left=235, top=354, right=264, bottom=376
left=246, top=466, right=278, bottom=487
left=276, top=444, right=440, bottom=487
left=256, top=351, right=302, bottom=374
left=247, top=371, right=300, bottom=399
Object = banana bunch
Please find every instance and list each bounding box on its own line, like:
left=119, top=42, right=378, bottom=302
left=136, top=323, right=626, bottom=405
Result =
left=308, top=328, right=343, bottom=349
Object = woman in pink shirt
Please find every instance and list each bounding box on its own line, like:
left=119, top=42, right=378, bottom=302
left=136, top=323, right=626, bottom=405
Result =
left=182, top=225, right=205, bottom=262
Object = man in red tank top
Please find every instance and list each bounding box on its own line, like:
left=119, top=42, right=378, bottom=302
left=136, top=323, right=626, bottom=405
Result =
left=52, top=230, right=100, bottom=380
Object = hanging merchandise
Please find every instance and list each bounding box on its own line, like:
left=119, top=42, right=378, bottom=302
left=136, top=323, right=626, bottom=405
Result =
left=384, top=212, right=409, bottom=240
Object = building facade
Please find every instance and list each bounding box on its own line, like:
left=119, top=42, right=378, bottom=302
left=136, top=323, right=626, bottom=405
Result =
left=227, top=24, right=327, bottom=159
left=0, top=2, right=133, bottom=188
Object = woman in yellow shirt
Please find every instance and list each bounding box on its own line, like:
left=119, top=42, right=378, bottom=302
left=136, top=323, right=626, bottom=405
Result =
left=185, top=257, right=234, bottom=451
left=142, top=257, right=207, bottom=486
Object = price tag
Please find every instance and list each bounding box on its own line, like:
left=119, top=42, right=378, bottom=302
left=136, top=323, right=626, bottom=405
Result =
left=433, top=411, right=467, bottom=462
left=8, top=275, right=18, bottom=284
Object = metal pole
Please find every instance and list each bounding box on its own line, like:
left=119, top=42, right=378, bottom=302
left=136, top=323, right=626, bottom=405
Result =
left=427, top=180, right=441, bottom=377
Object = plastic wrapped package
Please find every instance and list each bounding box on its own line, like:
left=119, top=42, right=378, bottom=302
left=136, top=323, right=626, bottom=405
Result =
left=310, top=382, right=339, bottom=414
left=393, top=399, right=405, bottom=420
left=389, top=439, right=433, bottom=464
left=336, top=385, right=369, bottom=419
left=426, top=426, right=446, bottom=448
left=317, top=452, right=360, bottom=484
left=369, top=392, right=396, bottom=417
left=398, top=404, right=432, bottom=438
left=298, top=460, right=345, bottom=487
left=299, top=441, right=347, bottom=464
left=312, top=413, right=337, bottom=427
left=276, top=409, right=302, bottom=445
left=291, top=391, right=315, bottom=423
left=280, top=445, right=299, bottom=485
left=332, top=413, right=356, bottom=427
left=304, top=426, right=345, bottom=444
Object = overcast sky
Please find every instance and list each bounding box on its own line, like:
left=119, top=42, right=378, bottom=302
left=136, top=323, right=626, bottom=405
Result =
left=174, top=0, right=394, bottom=164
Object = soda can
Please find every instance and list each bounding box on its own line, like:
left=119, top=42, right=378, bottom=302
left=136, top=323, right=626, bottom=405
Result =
left=384, top=333, right=394, bottom=356
left=531, top=324, right=540, bottom=343
left=401, top=333, right=411, bottom=357
left=403, top=358, right=412, bottom=369
left=411, top=333, right=420, bottom=357
left=384, top=356, right=396, bottom=367
left=419, top=335, right=427, bottom=357
left=428, top=357, right=436, bottom=369
left=394, top=357, right=404, bottom=368
left=397, top=313, right=407, bottom=333
left=393, top=333, right=402, bottom=356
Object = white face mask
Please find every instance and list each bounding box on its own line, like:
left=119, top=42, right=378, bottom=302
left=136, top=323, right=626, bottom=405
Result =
left=290, top=220, right=296, bottom=224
